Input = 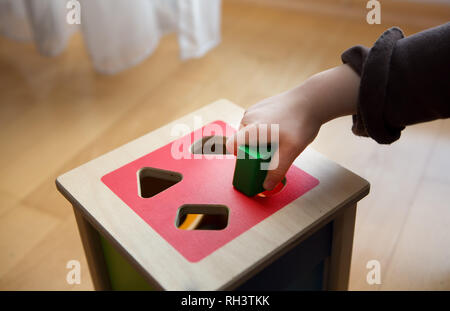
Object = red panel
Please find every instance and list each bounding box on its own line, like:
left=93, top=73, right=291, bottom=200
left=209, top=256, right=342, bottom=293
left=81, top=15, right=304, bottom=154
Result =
left=101, top=121, right=319, bottom=262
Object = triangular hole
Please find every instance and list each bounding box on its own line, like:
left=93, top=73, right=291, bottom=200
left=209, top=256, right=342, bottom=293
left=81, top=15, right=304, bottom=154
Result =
left=137, top=167, right=182, bottom=198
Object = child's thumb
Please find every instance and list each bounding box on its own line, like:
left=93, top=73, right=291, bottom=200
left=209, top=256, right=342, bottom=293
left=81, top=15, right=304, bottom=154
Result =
left=263, top=145, right=298, bottom=191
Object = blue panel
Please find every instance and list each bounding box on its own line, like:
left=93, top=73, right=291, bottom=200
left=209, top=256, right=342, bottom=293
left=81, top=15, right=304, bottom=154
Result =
left=237, top=223, right=332, bottom=290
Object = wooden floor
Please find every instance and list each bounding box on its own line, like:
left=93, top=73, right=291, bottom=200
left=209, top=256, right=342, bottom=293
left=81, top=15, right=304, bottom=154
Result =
left=0, top=0, right=449, bottom=290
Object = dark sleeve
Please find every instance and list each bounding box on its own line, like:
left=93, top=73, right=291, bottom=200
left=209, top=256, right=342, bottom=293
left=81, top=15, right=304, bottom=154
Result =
left=341, top=22, right=450, bottom=144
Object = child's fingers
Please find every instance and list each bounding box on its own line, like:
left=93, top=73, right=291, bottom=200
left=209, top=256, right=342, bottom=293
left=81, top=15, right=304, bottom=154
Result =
left=262, top=143, right=299, bottom=191
left=226, top=121, right=247, bottom=155
left=226, top=124, right=243, bottom=155
left=227, top=121, right=296, bottom=191
left=226, top=123, right=270, bottom=155
left=225, top=133, right=238, bottom=156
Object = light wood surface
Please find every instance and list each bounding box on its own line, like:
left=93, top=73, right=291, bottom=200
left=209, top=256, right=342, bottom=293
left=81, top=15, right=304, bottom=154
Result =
left=57, top=100, right=369, bottom=290
left=0, top=0, right=449, bottom=290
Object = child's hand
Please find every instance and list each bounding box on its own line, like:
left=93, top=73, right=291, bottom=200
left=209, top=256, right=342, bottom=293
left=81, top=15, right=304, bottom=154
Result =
left=226, top=64, right=360, bottom=190
left=226, top=88, right=322, bottom=191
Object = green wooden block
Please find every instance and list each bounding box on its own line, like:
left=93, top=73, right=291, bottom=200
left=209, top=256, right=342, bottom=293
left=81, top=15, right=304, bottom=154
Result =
left=232, top=145, right=272, bottom=196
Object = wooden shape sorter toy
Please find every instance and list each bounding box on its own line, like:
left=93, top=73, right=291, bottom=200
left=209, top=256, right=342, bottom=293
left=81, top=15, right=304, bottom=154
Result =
left=56, top=99, right=370, bottom=290
left=101, top=120, right=319, bottom=263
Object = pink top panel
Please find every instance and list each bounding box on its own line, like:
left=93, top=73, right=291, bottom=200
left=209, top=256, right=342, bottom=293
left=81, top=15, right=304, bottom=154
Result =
left=101, top=121, right=319, bottom=262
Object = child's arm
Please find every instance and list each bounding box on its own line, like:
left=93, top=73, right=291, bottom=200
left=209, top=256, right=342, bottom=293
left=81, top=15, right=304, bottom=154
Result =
left=343, top=23, right=449, bottom=144
left=226, top=64, right=360, bottom=190
left=227, top=22, right=449, bottom=191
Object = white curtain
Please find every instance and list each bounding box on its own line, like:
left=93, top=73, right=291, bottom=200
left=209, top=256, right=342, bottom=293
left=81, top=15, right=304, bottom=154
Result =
left=0, top=0, right=221, bottom=74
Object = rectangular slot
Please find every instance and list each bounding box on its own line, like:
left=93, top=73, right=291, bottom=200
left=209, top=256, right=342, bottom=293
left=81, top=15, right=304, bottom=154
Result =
left=176, top=204, right=229, bottom=230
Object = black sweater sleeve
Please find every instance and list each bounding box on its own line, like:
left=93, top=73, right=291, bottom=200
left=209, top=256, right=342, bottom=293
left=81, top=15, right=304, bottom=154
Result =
left=341, top=22, right=450, bottom=144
